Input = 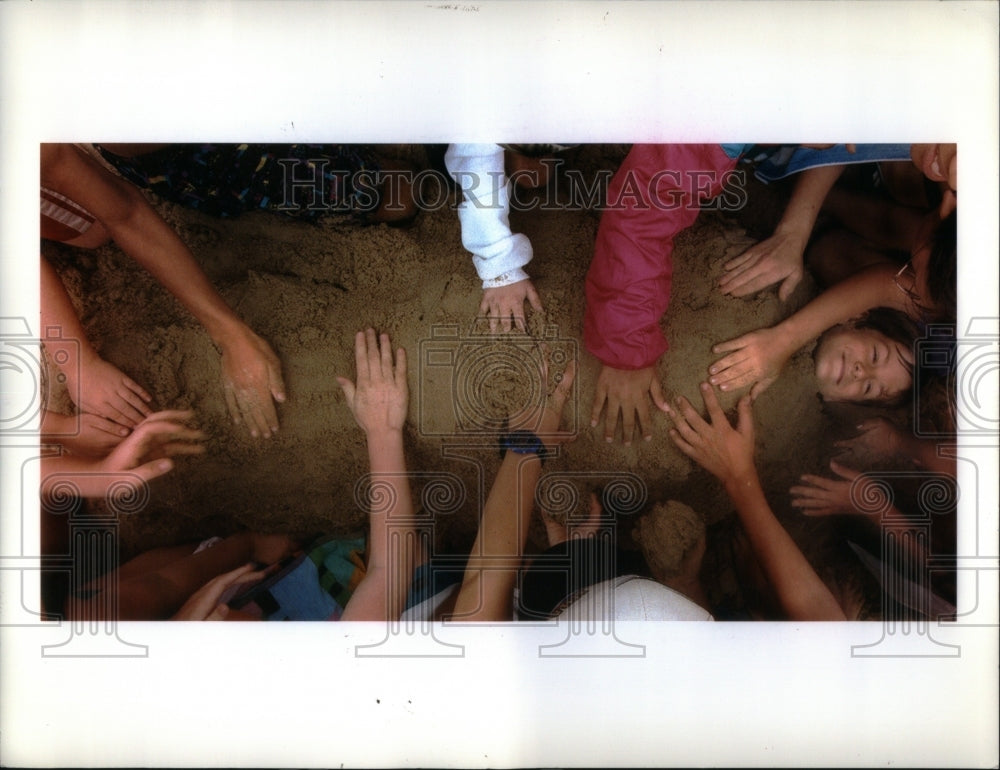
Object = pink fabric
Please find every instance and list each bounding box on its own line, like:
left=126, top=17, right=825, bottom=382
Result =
left=584, top=144, right=740, bottom=370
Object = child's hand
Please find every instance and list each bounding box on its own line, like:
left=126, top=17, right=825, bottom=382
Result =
left=718, top=227, right=807, bottom=301
left=172, top=563, right=265, bottom=621
left=98, top=410, right=207, bottom=492
left=337, top=329, right=408, bottom=437
left=218, top=326, right=287, bottom=439
left=708, top=326, right=792, bottom=399
left=65, top=355, right=153, bottom=428
left=42, top=410, right=207, bottom=500
left=509, top=352, right=576, bottom=449
left=480, top=279, right=543, bottom=333
left=662, top=382, right=757, bottom=489
left=589, top=364, right=669, bottom=445
left=790, top=459, right=888, bottom=517
left=42, top=410, right=131, bottom=457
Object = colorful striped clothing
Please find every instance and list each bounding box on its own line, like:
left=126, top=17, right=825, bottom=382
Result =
left=225, top=535, right=367, bottom=621
left=40, top=185, right=96, bottom=241
left=94, top=143, right=382, bottom=221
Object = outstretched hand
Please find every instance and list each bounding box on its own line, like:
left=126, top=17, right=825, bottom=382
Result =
left=219, top=327, right=287, bottom=439
left=42, top=410, right=208, bottom=500
left=67, top=355, right=153, bottom=428
left=718, top=228, right=806, bottom=301
left=790, top=459, right=888, bottom=517
left=590, top=364, right=669, bottom=445
left=337, top=328, right=408, bottom=436
left=480, top=279, right=543, bottom=333
left=661, top=382, right=756, bottom=489
left=708, top=326, right=792, bottom=399
left=99, top=409, right=208, bottom=489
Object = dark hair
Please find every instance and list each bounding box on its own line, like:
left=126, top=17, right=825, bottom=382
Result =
left=814, top=307, right=921, bottom=407
left=924, top=209, right=956, bottom=323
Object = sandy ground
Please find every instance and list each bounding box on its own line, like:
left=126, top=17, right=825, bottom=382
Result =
left=41, top=144, right=893, bottom=618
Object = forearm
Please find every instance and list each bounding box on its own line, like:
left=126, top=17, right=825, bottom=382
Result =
left=40, top=256, right=100, bottom=366
left=446, top=143, right=532, bottom=287
left=773, top=262, right=904, bottom=350
left=725, top=474, right=846, bottom=620
left=453, top=452, right=542, bottom=621
left=363, top=429, right=414, bottom=570
left=41, top=145, right=250, bottom=345
left=776, top=164, right=844, bottom=238
left=41, top=455, right=115, bottom=499
left=342, top=428, right=415, bottom=621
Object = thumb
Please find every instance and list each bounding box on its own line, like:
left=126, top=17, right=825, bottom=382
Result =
left=748, top=380, right=768, bottom=401
left=648, top=377, right=669, bottom=412
left=336, top=377, right=356, bottom=404
left=829, top=458, right=860, bottom=481
left=270, top=365, right=287, bottom=403
left=777, top=272, right=800, bottom=302
left=736, top=394, right=754, bottom=434
left=109, top=459, right=174, bottom=494
left=526, top=283, right=543, bottom=312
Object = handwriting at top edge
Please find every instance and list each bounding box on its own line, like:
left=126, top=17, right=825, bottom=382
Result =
left=426, top=4, right=480, bottom=11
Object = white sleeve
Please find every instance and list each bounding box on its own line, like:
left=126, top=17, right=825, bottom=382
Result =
left=444, top=143, right=532, bottom=288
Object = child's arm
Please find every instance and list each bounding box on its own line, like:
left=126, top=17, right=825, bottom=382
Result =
left=41, top=410, right=207, bottom=500
left=585, top=144, right=739, bottom=443
left=719, top=164, right=845, bottom=300
left=445, top=144, right=541, bottom=333
left=451, top=358, right=577, bottom=621
left=708, top=262, right=904, bottom=397
left=337, top=329, right=416, bottom=621
left=40, top=144, right=286, bottom=439
left=41, top=255, right=153, bottom=427
left=663, top=384, right=846, bottom=620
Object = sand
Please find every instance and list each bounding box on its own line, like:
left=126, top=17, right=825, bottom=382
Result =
left=41, top=144, right=886, bottom=617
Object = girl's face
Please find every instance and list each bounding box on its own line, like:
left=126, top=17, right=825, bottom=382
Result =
left=814, top=327, right=914, bottom=403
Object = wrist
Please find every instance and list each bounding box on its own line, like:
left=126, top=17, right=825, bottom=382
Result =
left=771, top=317, right=805, bottom=352
left=365, top=427, right=405, bottom=446
left=773, top=217, right=811, bottom=243
left=205, top=316, right=252, bottom=349
left=500, top=429, right=548, bottom=462
left=723, top=469, right=762, bottom=499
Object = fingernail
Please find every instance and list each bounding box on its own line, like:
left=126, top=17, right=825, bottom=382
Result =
left=700, top=382, right=709, bottom=391
left=709, top=367, right=717, bottom=374
left=719, top=384, right=728, bottom=391
left=675, top=395, right=683, bottom=404
left=158, top=459, right=173, bottom=472
left=644, top=435, right=652, bottom=442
